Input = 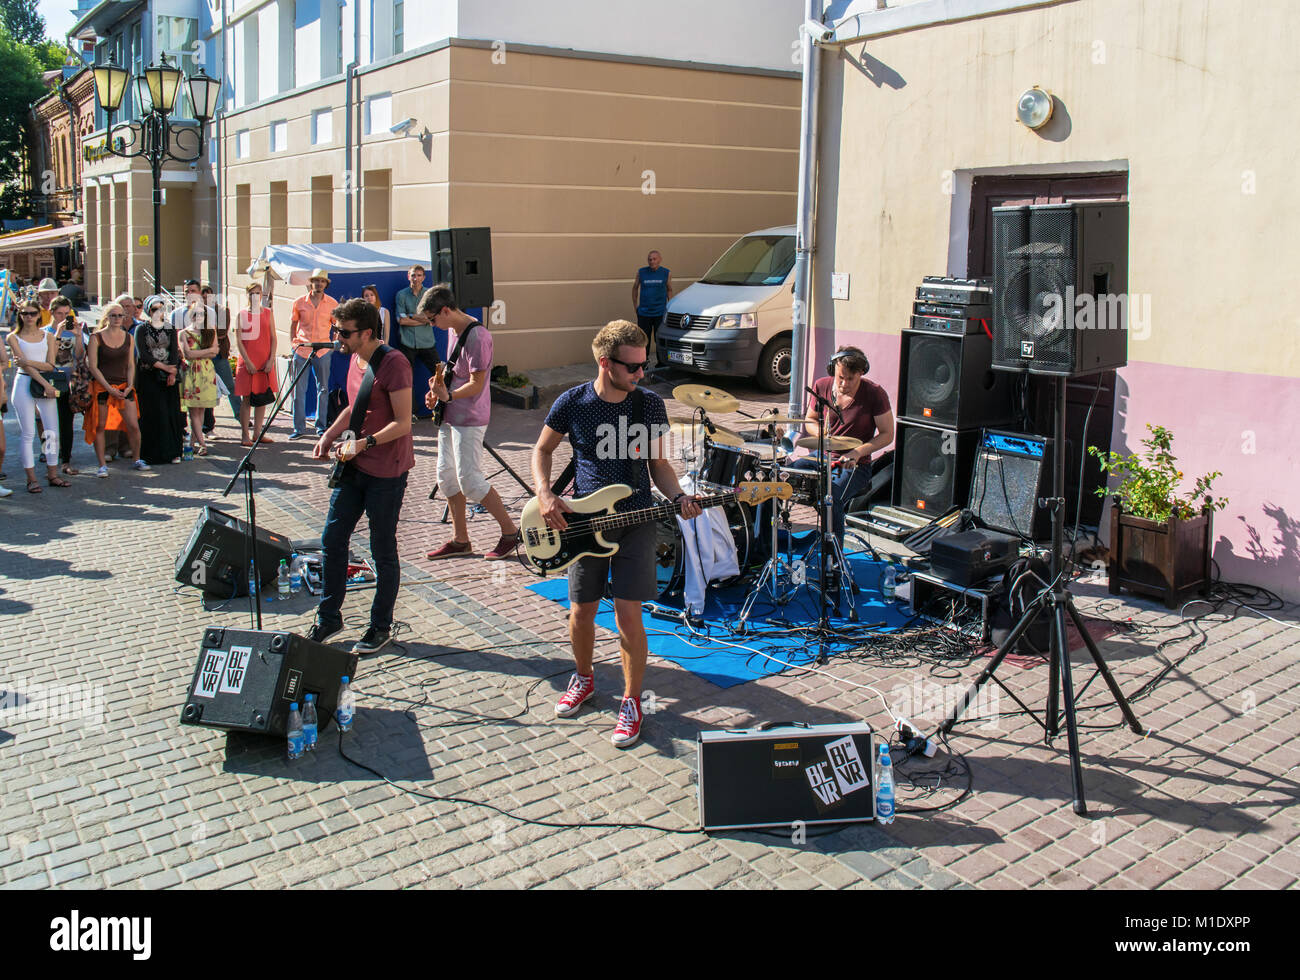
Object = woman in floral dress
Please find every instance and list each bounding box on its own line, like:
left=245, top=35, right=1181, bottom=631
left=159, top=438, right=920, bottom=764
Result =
left=179, top=303, right=219, bottom=456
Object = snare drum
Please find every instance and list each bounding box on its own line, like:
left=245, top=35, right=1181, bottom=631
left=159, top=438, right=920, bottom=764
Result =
left=699, top=442, right=765, bottom=486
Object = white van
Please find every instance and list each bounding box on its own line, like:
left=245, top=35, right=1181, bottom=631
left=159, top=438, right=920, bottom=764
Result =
left=655, top=226, right=795, bottom=392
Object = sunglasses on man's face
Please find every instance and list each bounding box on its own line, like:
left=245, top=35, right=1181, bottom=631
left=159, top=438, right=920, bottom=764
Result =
left=335, top=327, right=359, bottom=338
left=608, top=356, right=650, bottom=374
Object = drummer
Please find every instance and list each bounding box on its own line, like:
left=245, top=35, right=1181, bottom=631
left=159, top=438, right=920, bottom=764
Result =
left=793, top=346, right=894, bottom=539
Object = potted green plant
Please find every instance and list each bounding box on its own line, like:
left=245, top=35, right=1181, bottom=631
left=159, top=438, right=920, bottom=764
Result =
left=1088, top=425, right=1227, bottom=608
left=489, top=365, right=539, bottom=410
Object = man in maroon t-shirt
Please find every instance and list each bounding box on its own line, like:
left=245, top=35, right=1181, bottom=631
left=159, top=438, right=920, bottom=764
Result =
left=796, top=345, right=895, bottom=539
left=309, top=298, right=414, bottom=654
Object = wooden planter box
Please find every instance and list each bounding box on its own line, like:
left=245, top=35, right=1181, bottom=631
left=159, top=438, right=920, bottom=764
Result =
left=1108, top=501, right=1213, bottom=609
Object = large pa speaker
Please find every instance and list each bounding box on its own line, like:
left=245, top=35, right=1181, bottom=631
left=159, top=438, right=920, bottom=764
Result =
left=429, top=227, right=494, bottom=310
left=893, top=420, right=980, bottom=517
left=174, top=506, right=292, bottom=597
left=898, top=329, right=1018, bottom=429
left=992, top=202, right=1129, bottom=377
left=968, top=430, right=1053, bottom=541
left=180, top=628, right=357, bottom=737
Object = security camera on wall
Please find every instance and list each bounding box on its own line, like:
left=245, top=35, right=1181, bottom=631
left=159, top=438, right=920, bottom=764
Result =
left=389, top=118, right=416, bottom=137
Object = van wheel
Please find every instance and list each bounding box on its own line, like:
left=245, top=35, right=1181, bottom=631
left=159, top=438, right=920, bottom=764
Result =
left=756, top=335, right=792, bottom=392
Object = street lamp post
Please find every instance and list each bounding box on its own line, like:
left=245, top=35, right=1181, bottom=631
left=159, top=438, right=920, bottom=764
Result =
left=91, top=56, right=221, bottom=290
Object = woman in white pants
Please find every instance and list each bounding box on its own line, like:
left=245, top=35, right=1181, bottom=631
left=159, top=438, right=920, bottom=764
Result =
left=7, top=301, right=68, bottom=493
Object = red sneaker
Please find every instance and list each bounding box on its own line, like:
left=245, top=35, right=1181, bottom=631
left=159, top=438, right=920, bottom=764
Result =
left=554, top=672, right=595, bottom=717
left=611, top=696, right=643, bottom=748
left=426, top=539, right=473, bottom=560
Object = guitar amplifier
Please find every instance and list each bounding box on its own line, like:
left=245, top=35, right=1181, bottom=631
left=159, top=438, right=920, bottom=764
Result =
left=697, top=722, right=877, bottom=831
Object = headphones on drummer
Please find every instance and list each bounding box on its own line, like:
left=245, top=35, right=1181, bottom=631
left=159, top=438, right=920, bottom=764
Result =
left=827, top=347, right=869, bottom=376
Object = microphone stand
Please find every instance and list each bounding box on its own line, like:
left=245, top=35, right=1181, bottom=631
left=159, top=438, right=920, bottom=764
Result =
left=801, top=385, right=859, bottom=664
left=221, top=342, right=335, bottom=629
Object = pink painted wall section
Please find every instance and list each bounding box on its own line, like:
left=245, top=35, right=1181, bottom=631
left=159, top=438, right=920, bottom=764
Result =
left=812, top=330, right=1300, bottom=602
left=1111, top=361, right=1300, bottom=602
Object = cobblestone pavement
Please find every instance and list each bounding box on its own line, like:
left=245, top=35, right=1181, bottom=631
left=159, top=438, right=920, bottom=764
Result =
left=1, top=368, right=1298, bottom=889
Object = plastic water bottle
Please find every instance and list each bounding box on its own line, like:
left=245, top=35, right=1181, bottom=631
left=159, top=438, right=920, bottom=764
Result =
left=247, top=561, right=258, bottom=599
left=183, top=441, right=194, bottom=462
left=302, top=694, right=318, bottom=751
left=336, top=676, right=355, bottom=733
left=875, top=744, right=896, bottom=825
left=287, top=703, right=305, bottom=760
left=882, top=565, right=897, bottom=600
left=277, top=559, right=291, bottom=598
left=289, top=553, right=303, bottom=594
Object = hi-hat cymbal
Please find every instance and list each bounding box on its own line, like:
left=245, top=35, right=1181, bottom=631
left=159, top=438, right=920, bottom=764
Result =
left=668, top=420, right=743, bottom=447
left=795, top=435, right=862, bottom=452
left=672, top=384, right=740, bottom=414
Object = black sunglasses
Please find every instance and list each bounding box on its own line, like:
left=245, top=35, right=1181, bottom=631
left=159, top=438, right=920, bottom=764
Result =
left=20, top=310, right=39, bottom=316
left=608, top=356, right=650, bottom=374
left=335, top=327, right=359, bottom=338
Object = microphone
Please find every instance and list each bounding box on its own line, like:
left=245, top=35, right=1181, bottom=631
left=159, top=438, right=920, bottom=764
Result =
left=309, top=341, right=339, bottom=350
left=806, top=384, right=843, bottom=421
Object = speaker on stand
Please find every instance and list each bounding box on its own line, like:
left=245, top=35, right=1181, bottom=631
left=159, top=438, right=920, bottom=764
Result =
left=429, top=227, right=494, bottom=311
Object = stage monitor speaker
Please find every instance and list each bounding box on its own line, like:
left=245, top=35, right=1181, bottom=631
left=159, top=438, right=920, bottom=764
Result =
left=180, top=628, right=357, bottom=737
left=698, top=723, right=877, bottom=830
left=969, top=430, right=1053, bottom=540
left=898, top=329, right=1018, bottom=429
left=992, top=202, right=1129, bottom=377
left=174, top=506, right=293, bottom=597
left=893, top=421, right=980, bottom=517
left=429, top=227, right=494, bottom=310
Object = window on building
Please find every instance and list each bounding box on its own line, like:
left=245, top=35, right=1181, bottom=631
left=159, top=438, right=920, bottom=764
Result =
left=364, top=93, right=391, bottom=135
left=394, top=1, right=404, bottom=55
left=312, top=108, right=333, bottom=145
left=236, top=183, right=252, bottom=271
left=295, top=0, right=322, bottom=86
left=362, top=169, right=390, bottom=241
left=270, top=120, right=288, bottom=153
left=270, top=181, right=289, bottom=246
left=236, top=129, right=251, bottom=159
left=242, top=15, right=260, bottom=107
left=311, top=175, right=333, bottom=242
left=156, top=16, right=199, bottom=116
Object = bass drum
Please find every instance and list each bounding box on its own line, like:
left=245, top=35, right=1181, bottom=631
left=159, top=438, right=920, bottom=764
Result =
left=654, top=494, right=753, bottom=601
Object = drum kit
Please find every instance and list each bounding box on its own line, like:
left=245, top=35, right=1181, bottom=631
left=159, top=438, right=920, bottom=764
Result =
left=658, top=383, right=864, bottom=622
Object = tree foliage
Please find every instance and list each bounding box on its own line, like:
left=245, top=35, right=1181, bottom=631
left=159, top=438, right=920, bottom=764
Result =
left=0, top=0, right=45, bottom=46
left=0, top=22, right=62, bottom=221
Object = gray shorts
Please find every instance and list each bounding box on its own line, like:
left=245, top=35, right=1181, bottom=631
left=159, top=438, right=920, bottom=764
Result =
left=568, top=518, right=659, bottom=605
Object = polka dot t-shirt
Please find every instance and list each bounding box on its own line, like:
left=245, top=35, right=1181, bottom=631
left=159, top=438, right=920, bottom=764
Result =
left=545, top=382, right=670, bottom=513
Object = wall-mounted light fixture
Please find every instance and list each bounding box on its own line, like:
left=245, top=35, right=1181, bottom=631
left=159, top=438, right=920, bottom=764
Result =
left=1016, top=86, right=1054, bottom=130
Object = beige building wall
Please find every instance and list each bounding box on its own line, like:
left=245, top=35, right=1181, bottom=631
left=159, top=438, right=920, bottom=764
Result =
left=219, top=40, right=799, bottom=367
left=813, top=0, right=1298, bottom=380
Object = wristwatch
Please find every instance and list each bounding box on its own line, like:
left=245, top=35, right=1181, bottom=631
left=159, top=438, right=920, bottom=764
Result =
left=364, top=435, right=377, bottom=451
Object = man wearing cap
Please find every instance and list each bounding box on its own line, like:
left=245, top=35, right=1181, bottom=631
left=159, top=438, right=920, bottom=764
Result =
left=290, top=269, right=339, bottom=439
left=35, top=278, right=60, bottom=327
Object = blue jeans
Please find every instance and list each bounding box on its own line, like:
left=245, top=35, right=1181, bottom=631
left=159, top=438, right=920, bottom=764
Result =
left=788, top=455, right=873, bottom=540
left=292, top=352, right=330, bottom=434
left=317, top=467, right=408, bottom=631
left=208, top=355, right=241, bottom=423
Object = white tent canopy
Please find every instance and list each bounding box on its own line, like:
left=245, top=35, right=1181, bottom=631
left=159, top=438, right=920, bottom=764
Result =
left=248, top=239, right=433, bottom=285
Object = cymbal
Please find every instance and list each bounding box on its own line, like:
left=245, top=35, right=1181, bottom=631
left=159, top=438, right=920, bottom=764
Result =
left=672, top=384, right=740, bottom=414
left=668, top=420, right=742, bottom=448
left=749, top=415, right=807, bottom=425
left=795, top=435, right=862, bottom=452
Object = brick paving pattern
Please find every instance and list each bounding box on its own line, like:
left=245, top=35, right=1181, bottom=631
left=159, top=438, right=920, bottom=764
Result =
left=1, top=368, right=1297, bottom=889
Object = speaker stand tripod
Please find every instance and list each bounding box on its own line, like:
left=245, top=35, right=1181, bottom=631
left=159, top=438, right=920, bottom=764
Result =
left=936, top=377, right=1143, bottom=815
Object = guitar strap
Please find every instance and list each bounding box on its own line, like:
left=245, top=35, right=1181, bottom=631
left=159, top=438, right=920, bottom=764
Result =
left=444, top=322, right=478, bottom=376
left=349, top=344, right=392, bottom=441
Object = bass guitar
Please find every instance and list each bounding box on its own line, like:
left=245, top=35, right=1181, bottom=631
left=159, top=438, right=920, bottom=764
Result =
left=521, top=482, right=792, bottom=574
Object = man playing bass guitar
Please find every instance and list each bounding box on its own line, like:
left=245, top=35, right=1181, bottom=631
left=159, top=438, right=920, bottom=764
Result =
left=531, top=320, right=702, bottom=748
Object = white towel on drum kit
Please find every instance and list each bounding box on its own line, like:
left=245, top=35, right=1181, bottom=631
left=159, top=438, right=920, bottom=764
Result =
left=677, top=476, right=739, bottom=615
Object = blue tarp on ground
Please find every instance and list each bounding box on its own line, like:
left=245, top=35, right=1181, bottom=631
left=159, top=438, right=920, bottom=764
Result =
left=526, top=547, right=915, bottom=689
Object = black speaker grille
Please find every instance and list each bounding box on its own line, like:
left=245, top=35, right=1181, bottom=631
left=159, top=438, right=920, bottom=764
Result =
left=899, top=427, right=954, bottom=511
left=904, top=336, right=959, bottom=421
left=970, top=451, right=1041, bottom=539
left=994, top=206, right=1079, bottom=372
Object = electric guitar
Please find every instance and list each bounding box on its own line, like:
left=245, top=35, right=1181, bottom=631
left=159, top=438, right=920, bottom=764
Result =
left=430, top=362, right=448, bottom=426
left=521, top=482, right=792, bottom=574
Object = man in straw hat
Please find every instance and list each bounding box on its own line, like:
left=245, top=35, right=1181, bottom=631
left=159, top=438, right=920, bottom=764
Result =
left=290, top=268, right=339, bottom=439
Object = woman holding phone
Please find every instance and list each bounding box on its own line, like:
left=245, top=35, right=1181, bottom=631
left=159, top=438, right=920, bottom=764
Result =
left=86, top=303, right=144, bottom=475
left=6, top=301, right=67, bottom=491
